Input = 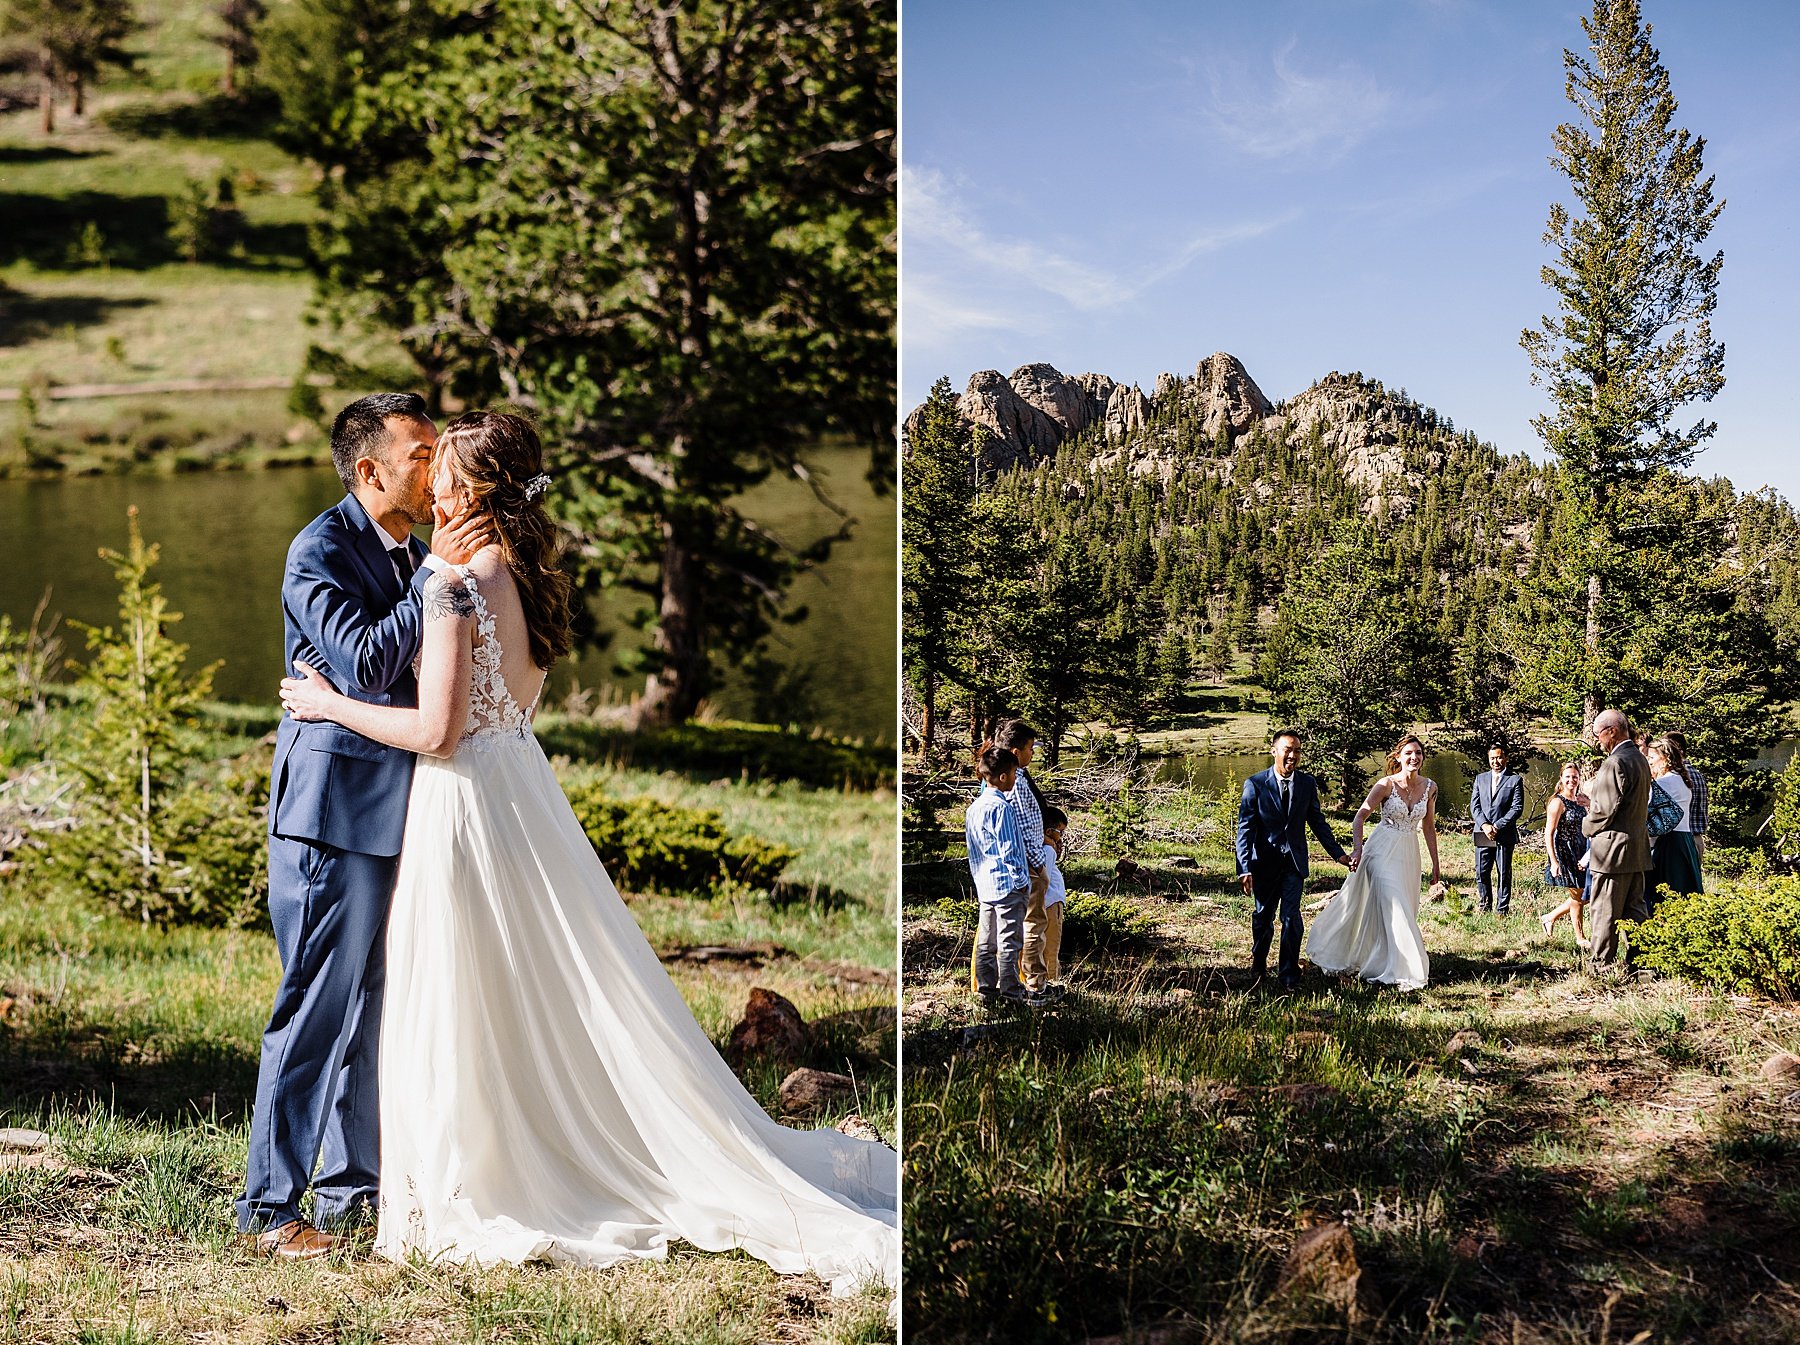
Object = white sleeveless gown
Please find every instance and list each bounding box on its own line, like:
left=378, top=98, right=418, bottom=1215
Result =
left=1306, top=784, right=1432, bottom=991
left=372, top=569, right=898, bottom=1293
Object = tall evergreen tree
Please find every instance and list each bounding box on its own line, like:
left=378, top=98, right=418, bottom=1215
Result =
left=1519, top=0, right=1724, bottom=727
left=901, top=379, right=978, bottom=760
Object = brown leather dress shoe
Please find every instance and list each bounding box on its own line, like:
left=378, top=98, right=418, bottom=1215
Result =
left=238, top=1219, right=339, bottom=1261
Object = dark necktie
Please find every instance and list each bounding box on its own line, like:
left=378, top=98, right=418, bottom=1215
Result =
left=388, top=543, right=417, bottom=591
left=1280, top=775, right=1292, bottom=813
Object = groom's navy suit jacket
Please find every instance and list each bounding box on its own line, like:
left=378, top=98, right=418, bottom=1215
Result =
left=268, top=495, right=431, bottom=857
left=1469, top=769, right=1525, bottom=850
left=1236, top=768, right=1347, bottom=878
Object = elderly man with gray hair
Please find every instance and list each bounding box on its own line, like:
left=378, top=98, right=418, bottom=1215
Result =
left=1580, top=708, right=1653, bottom=966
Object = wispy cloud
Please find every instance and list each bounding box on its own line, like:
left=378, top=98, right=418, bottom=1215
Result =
left=1199, top=39, right=1394, bottom=162
left=902, top=165, right=1294, bottom=333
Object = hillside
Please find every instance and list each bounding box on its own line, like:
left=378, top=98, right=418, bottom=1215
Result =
left=902, top=354, right=1800, bottom=783
left=0, top=0, right=398, bottom=474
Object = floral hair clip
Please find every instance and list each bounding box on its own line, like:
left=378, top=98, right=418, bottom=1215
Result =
left=523, top=473, right=551, bottom=501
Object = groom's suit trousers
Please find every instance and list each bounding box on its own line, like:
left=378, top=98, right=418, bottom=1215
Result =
left=1249, top=862, right=1306, bottom=985
left=237, top=835, right=396, bottom=1231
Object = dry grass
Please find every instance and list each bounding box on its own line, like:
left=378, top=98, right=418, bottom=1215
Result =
left=902, top=794, right=1800, bottom=1343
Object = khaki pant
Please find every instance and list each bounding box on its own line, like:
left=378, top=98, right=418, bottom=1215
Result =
left=1586, top=869, right=1649, bottom=966
left=1038, top=900, right=1064, bottom=984
left=1019, top=865, right=1051, bottom=992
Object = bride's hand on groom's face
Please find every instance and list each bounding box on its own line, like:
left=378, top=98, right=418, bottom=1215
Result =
left=430, top=504, right=494, bottom=566
left=280, top=660, right=339, bottom=721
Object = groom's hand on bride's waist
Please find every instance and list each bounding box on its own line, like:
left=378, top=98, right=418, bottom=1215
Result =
left=430, top=505, right=495, bottom=566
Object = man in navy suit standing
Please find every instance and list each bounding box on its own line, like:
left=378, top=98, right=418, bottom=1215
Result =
left=1469, top=742, right=1525, bottom=916
left=236, top=393, right=489, bottom=1258
left=1236, top=728, right=1354, bottom=991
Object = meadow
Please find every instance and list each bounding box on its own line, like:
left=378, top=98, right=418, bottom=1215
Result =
left=2, top=704, right=897, bottom=1343
left=901, top=780, right=1800, bottom=1344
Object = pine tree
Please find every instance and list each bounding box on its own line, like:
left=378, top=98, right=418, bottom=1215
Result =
left=902, top=379, right=978, bottom=761
left=1520, top=0, right=1725, bottom=728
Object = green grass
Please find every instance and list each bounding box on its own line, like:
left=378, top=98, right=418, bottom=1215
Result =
left=0, top=1, right=379, bottom=479
left=1, top=718, right=895, bottom=1340
left=902, top=787, right=1800, bottom=1343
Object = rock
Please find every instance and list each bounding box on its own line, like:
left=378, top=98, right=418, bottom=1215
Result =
left=1261, top=1083, right=1341, bottom=1111
left=1444, top=1030, right=1483, bottom=1059
left=834, top=1113, right=889, bottom=1146
left=1190, top=351, right=1272, bottom=444
left=1152, top=371, right=1180, bottom=401
left=1271, top=1220, right=1365, bottom=1320
left=0, top=1128, right=49, bottom=1152
left=779, top=1067, right=857, bottom=1116
left=1759, top=1052, right=1800, bottom=1082
left=726, top=987, right=809, bottom=1064
left=1167, top=855, right=1198, bottom=870
left=1104, top=383, right=1151, bottom=442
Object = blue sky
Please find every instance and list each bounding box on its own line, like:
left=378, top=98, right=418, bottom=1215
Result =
left=901, top=0, right=1800, bottom=502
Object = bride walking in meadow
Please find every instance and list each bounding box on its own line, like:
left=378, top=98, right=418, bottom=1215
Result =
left=1307, top=735, right=1441, bottom=991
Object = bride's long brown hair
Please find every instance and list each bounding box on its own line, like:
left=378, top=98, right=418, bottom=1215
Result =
left=436, top=411, right=574, bottom=670
left=1384, top=734, right=1426, bottom=777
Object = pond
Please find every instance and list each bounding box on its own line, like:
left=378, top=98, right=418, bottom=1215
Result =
left=0, top=443, right=895, bottom=742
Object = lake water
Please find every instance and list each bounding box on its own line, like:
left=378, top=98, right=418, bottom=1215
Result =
left=0, top=445, right=895, bottom=742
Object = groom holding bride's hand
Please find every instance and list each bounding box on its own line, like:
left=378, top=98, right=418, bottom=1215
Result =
left=1236, top=728, right=1354, bottom=992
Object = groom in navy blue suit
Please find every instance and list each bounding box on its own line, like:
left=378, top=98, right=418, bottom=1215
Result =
left=1470, top=742, right=1525, bottom=915
left=1236, top=728, right=1353, bottom=991
left=236, top=394, right=488, bottom=1258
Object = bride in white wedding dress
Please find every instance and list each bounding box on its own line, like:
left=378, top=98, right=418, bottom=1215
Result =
left=278, top=412, right=897, bottom=1294
left=1306, top=734, right=1441, bottom=991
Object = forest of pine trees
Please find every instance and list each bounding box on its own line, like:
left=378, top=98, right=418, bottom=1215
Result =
left=903, top=368, right=1800, bottom=814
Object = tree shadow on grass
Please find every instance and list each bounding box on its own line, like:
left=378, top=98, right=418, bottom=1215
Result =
left=0, top=192, right=311, bottom=271
left=0, top=1031, right=259, bottom=1127
left=0, top=144, right=104, bottom=164
left=0, top=284, right=155, bottom=348
left=99, top=90, right=282, bottom=140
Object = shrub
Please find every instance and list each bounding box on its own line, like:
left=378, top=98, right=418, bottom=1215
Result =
left=1626, top=877, right=1800, bottom=998
left=1061, top=891, right=1157, bottom=953
left=1091, top=781, right=1148, bottom=859
left=31, top=511, right=265, bottom=927
left=562, top=781, right=794, bottom=897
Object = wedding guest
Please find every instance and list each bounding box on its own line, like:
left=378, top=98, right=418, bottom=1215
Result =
left=966, top=746, right=1031, bottom=1005
left=1470, top=742, right=1524, bottom=915
left=1034, top=805, right=1069, bottom=995
left=1582, top=710, right=1652, bottom=968
left=1664, top=730, right=1708, bottom=862
left=992, top=718, right=1054, bottom=996
left=1540, top=761, right=1591, bottom=947
left=1646, top=736, right=1704, bottom=901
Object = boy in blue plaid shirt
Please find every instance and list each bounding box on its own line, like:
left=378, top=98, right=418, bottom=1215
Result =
left=966, top=745, right=1031, bottom=1004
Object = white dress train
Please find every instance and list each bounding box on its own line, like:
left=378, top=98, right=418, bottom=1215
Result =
left=1306, top=784, right=1432, bottom=991
left=372, top=570, right=898, bottom=1294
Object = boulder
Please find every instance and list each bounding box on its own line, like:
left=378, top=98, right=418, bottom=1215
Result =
left=779, top=1067, right=857, bottom=1116
left=1271, top=1220, right=1366, bottom=1321
left=834, top=1113, right=889, bottom=1146
left=726, top=987, right=809, bottom=1064
left=1444, top=1030, right=1484, bottom=1060
left=1759, top=1052, right=1800, bottom=1082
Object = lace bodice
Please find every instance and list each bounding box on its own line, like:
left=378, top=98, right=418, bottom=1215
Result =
left=452, top=566, right=542, bottom=751
left=1378, top=779, right=1433, bottom=832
